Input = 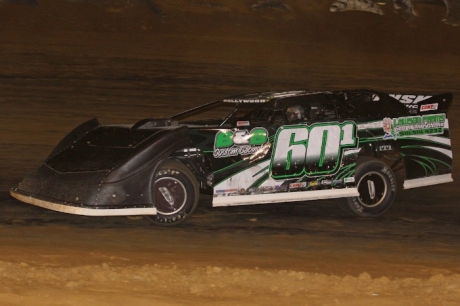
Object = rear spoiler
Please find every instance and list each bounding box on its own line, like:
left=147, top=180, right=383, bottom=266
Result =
left=389, top=93, right=453, bottom=115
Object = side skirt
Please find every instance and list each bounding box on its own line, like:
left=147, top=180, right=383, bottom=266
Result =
left=10, top=189, right=157, bottom=216
left=212, top=188, right=359, bottom=207
left=403, top=174, right=453, bottom=189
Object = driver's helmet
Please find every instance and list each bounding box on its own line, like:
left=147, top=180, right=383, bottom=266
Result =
left=286, top=105, right=304, bottom=122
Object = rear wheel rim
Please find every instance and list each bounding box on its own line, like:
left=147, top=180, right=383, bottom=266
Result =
left=154, top=177, right=187, bottom=215
left=356, top=171, right=387, bottom=208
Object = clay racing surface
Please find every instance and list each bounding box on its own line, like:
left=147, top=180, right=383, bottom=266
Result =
left=1, top=1, right=460, bottom=305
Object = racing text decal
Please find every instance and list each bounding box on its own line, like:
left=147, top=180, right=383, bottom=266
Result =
left=389, top=94, right=432, bottom=104
left=270, top=122, right=358, bottom=179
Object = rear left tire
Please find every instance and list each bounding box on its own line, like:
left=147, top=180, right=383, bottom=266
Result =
left=337, top=158, right=396, bottom=217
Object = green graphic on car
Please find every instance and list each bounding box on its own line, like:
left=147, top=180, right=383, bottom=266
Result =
left=214, top=128, right=268, bottom=149
left=270, top=122, right=358, bottom=179
left=214, top=122, right=358, bottom=179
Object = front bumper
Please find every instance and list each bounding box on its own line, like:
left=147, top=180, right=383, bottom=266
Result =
left=10, top=188, right=157, bottom=216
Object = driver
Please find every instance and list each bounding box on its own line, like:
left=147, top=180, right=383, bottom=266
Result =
left=286, top=105, right=305, bottom=122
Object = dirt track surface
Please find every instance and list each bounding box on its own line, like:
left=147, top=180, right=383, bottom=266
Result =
left=1, top=1, right=460, bottom=305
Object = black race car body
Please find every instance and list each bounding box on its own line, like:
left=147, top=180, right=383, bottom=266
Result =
left=11, top=89, right=454, bottom=225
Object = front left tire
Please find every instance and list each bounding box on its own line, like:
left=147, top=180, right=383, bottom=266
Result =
left=145, top=159, right=199, bottom=226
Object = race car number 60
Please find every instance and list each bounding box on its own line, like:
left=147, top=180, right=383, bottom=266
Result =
left=270, top=122, right=358, bottom=179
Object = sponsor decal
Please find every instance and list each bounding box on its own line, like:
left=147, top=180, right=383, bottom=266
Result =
left=276, top=185, right=288, bottom=192
left=245, top=186, right=277, bottom=194
left=308, top=181, right=319, bottom=188
left=214, top=128, right=269, bottom=158
left=332, top=179, right=343, bottom=187
left=223, top=98, right=267, bottom=103
left=215, top=189, right=238, bottom=195
left=321, top=180, right=332, bottom=186
left=383, top=114, right=446, bottom=139
left=270, top=121, right=358, bottom=179
left=289, top=182, right=307, bottom=189
left=390, top=94, right=432, bottom=104
left=343, top=177, right=355, bottom=183
left=379, top=145, right=392, bottom=152
left=259, top=186, right=275, bottom=193
left=420, top=103, right=438, bottom=112
left=237, top=121, right=250, bottom=126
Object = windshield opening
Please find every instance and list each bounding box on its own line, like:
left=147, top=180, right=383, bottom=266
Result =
left=170, top=101, right=261, bottom=125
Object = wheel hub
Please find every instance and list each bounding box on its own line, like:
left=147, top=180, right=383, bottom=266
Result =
left=357, top=171, right=387, bottom=208
left=159, top=187, right=175, bottom=206
left=154, top=177, right=187, bottom=215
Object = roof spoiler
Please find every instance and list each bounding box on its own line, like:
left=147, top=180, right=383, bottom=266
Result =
left=389, top=93, right=453, bottom=115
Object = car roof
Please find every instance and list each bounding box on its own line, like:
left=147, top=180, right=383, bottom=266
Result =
left=221, top=89, right=383, bottom=104
left=222, top=90, right=329, bottom=103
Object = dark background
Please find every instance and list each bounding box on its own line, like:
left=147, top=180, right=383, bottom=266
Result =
left=1, top=2, right=460, bottom=304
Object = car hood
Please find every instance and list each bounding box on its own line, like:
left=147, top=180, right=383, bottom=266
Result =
left=13, top=120, right=192, bottom=208
left=46, top=125, right=174, bottom=173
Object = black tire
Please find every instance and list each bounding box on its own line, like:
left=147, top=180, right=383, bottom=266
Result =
left=145, top=159, right=199, bottom=226
left=336, top=158, right=396, bottom=217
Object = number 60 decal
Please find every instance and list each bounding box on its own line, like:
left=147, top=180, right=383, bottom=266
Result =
left=270, top=122, right=358, bottom=179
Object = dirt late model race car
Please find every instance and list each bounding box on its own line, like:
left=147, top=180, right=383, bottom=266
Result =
left=11, top=89, right=453, bottom=225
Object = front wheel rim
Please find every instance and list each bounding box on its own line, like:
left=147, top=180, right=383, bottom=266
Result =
left=154, top=177, right=187, bottom=215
